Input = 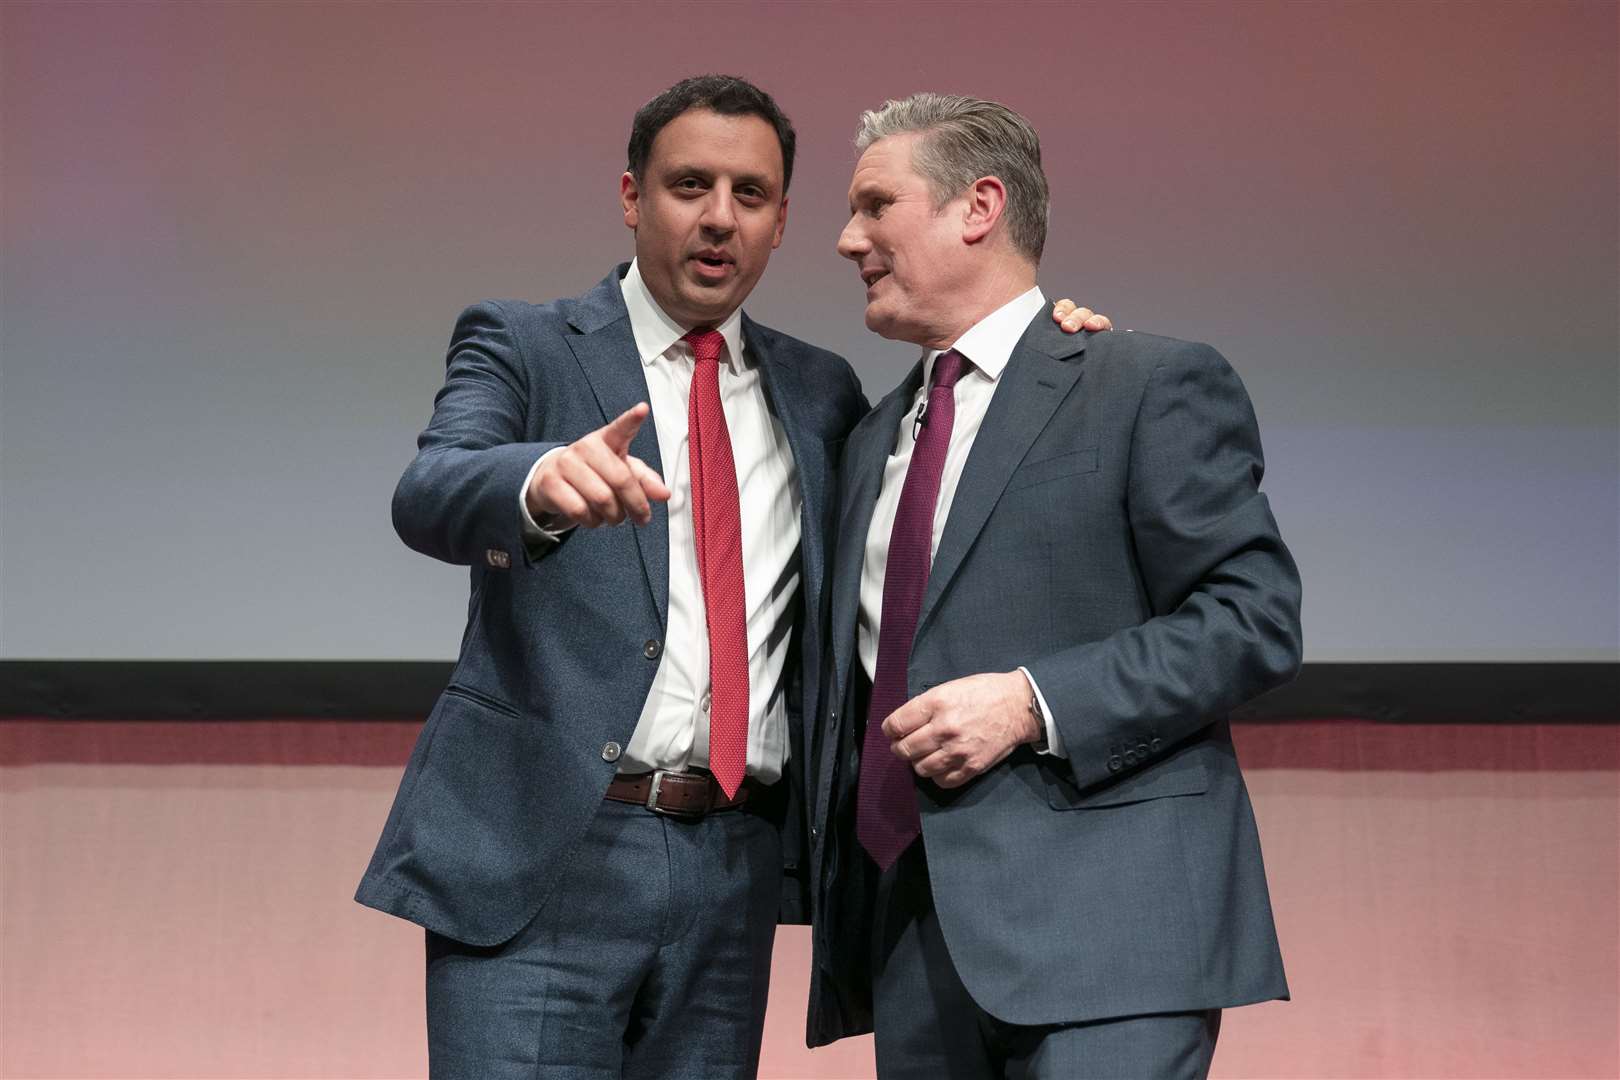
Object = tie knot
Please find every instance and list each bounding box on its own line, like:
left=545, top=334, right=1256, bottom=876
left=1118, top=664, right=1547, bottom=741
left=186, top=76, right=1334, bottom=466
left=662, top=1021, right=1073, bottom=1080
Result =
left=930, top=348, right=967, bottom=392
left=683, top=329, right=725, bottom=365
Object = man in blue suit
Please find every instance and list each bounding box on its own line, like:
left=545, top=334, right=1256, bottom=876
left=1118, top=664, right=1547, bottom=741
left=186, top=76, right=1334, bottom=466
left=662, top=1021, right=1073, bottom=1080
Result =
left=808, top=94, right=1303, bottom=1078
left=354, top=75, right=869, bottom=1078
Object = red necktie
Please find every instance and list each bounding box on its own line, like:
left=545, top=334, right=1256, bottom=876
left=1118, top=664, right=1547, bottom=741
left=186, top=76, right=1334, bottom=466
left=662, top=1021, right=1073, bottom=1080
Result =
left=857, top=349, right=967, bottom=869
left=684, top=329, right=749, bottom=797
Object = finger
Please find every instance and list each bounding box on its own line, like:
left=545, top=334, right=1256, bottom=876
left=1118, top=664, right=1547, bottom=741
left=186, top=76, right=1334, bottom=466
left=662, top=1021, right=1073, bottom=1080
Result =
left=892, top=726, right=942, bottom=765
left=1060, top=306, right=1094, bottom=333
left=600, top=403, right=650, bottom=457
left=936, top=767, right=975, bottom=789
left=881, top=698, right=930, bottom=742
left=1084, top=312, right=1113, bottom=331
left=628, top=456, right=671, bottom=503
left=1050, top=298, right=1078, bottom=322
left=574, top=441, right=647, bottom=523
left=558, top=454, right=625, bottom=526
left=540, top=475, right=595, bottom=527
left=601, top=452, right=651, bottom=525
left=909, top=745, right=959, bottom=778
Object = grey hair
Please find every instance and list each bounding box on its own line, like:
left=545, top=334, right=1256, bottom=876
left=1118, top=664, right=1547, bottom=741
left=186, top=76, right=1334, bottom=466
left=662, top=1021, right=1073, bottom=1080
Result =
left=854, top=92, right=1048, bottom=263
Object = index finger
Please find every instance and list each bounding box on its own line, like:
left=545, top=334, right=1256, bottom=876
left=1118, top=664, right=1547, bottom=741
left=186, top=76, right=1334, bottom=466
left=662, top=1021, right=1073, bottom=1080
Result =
left=600, top=403, right=650, bottom=456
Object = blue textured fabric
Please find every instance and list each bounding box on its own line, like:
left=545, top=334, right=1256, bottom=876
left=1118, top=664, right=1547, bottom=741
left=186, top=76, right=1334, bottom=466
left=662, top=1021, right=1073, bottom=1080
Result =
left=425, top=799, right=783, bottom=1079
left=808, top=312, right=1302, bottom=1048
left=353, top=265, right=869, bottom=1069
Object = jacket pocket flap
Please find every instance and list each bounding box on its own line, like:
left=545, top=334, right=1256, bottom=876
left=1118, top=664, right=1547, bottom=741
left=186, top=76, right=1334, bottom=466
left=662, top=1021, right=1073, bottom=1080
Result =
left=1007, top=446, right=1099, bottom=492
left=1044, top=753, right=1208, bottom=810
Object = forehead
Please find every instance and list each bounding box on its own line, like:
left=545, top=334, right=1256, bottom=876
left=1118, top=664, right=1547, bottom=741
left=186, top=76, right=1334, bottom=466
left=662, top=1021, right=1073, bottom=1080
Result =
left=847, top=132, right=927, bottom=198
left=646, top=108, right=784, bottom=184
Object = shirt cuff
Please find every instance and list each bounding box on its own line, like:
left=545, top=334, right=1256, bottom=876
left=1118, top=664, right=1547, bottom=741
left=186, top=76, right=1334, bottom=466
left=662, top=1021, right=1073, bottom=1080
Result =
left=519, top=448, right=575, bottom=542
left=1018, top=666, right=1066, bottom=758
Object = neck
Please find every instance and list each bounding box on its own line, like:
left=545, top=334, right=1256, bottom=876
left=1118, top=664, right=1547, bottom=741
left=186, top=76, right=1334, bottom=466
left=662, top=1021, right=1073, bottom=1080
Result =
left=917, top=260, right=1037, bottom=351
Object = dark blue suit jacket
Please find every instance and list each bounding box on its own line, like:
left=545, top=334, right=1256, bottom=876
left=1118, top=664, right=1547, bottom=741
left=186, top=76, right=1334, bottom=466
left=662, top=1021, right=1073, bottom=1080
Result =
left=357, top=266, right=867, bottom=947
left=807, top=313, right=1302, bottom=1044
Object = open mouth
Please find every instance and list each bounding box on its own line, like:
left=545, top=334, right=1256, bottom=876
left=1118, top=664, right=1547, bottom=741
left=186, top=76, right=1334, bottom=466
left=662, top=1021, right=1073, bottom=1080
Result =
left=861, top=268, right=889, bottom=290
left=691, top=252, right=733, bottom=276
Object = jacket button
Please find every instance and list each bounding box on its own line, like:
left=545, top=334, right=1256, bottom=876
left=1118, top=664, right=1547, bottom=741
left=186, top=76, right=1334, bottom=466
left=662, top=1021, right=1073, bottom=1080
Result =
left=1107, top=755, right=1123, bottom=773
left=601, top=742, right=622, bottom=762
left=643, top=639, right=662, bottom=660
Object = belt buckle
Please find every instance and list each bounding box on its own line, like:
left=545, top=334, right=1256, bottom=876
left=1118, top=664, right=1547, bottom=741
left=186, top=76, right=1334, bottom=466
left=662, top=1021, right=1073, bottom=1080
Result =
left=644, top=769, right=707, bottom=819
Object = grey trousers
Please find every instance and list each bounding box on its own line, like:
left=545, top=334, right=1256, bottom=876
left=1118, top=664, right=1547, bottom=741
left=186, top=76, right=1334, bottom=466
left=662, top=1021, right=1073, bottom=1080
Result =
left=872, top=842, right=1221, bottom=1080
left=425, top=793, right=783, bottom=1079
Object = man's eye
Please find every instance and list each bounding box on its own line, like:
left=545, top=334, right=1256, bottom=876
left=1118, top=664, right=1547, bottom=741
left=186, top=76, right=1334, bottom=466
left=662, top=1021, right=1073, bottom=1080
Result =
left=676, top=178, right=704, bottom=192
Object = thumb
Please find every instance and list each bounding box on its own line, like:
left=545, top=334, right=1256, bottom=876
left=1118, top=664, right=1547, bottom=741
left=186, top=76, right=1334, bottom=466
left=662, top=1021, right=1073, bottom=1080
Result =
left=601, top=403, right=649, bottom=456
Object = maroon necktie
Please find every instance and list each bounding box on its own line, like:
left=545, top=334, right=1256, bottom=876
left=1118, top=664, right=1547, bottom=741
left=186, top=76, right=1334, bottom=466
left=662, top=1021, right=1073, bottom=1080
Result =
left=684, top=329, right=749, bottom=798
left=857, top=349, right=967, bottom=869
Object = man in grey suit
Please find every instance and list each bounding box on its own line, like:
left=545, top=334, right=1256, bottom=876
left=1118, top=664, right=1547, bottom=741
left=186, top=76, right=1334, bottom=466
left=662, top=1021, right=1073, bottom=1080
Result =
left=807, top=93, right=1303, bottom=1078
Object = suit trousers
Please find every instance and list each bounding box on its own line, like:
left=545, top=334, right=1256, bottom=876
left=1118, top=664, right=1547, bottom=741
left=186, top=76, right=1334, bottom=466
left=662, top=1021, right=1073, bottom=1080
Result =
left=424, top=788, right=784, bottom=1079
left=872, top=841, right=1221, bottom=1080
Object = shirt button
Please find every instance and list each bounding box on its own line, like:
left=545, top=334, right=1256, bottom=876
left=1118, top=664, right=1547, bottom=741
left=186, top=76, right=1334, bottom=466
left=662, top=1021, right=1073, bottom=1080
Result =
left=700, top=691, right=711, bottom=712
left=601, top=742, right=622, bottom=763
left=643, top=639, right=662, bottom=660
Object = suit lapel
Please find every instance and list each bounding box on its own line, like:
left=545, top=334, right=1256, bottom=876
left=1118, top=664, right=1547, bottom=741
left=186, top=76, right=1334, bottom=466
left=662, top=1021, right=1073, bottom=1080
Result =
left=563, top=273, right=669, bottom=629
left=742, top=317, right=824, bottom=765
left=916, top=317, right=1088, bottom=639
left=744, top=316, right=818, bottom=608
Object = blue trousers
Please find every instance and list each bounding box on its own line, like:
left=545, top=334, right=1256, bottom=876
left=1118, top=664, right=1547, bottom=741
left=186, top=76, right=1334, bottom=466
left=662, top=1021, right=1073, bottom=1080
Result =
left=425, top=793, right=783, bottom=1079
left=872, top=842, right=1221, bottom=1080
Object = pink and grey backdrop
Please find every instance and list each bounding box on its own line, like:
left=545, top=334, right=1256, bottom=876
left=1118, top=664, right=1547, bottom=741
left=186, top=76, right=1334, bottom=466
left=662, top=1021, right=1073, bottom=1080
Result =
left=1, top=2, right=1615, bottom=1077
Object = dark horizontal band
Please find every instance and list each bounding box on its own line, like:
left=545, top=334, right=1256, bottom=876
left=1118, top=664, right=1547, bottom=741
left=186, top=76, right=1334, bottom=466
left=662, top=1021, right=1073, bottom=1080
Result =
left=0, top=661, right=1614, bottom=723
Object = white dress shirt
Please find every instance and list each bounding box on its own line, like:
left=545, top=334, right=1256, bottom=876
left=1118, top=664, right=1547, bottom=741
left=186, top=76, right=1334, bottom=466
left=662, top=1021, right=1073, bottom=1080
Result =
left=856, top=285, right=1066, bottom=756
left=520, top=260, right=801, bottom=782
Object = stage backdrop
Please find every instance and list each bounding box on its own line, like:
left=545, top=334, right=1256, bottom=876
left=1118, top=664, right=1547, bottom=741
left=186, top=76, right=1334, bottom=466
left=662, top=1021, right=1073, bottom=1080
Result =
left=1, top=2, right=1617, bottom=1079
left=1, top=0, right=1615, bottom=664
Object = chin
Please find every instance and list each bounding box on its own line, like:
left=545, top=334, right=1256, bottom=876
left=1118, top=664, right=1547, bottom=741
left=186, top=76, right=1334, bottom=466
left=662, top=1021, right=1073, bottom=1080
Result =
left=863, top=306, right=908, bottom=343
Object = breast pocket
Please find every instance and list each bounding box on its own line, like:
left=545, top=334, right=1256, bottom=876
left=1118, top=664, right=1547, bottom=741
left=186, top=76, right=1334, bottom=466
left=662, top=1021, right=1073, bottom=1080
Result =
left=1006, top=446, right=1100, bottom=493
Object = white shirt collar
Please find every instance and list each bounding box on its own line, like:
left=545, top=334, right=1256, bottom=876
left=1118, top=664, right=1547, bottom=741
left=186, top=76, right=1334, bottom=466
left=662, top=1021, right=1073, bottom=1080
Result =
left=621, top=259, right=746, bottom=370
left=924, top=285, right=1046, bottom=385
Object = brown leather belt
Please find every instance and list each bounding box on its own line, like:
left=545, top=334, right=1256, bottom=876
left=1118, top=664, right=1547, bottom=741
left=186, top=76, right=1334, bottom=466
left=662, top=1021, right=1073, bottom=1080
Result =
left=604, top=769, right=756, bottom=819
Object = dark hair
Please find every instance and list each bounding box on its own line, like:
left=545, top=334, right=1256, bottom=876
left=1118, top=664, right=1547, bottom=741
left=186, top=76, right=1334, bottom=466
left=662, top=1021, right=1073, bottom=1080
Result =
left=627, top=75, right=796, bottom=194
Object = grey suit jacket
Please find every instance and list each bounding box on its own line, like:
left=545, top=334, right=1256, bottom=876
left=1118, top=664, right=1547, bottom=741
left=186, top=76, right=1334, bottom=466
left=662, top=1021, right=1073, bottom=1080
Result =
left=356, top=265, right=868, bottom=947
left=807, top=311, right=1301, bottom=1045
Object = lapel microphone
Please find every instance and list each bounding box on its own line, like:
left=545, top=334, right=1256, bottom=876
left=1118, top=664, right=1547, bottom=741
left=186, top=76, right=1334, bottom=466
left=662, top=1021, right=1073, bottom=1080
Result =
left=911, top=398, right=929, bottom=441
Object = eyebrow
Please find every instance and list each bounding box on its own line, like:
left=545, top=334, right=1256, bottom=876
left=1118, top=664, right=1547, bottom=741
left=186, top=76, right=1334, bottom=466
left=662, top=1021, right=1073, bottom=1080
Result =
left=848, top=180, right=889, bottom=212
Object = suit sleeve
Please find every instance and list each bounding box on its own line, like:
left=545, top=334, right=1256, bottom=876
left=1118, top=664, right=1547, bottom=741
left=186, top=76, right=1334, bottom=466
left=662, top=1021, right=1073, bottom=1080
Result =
left=1023, top=342, right=1303, bottom=790
left=391, top=301, right=566, bottom=566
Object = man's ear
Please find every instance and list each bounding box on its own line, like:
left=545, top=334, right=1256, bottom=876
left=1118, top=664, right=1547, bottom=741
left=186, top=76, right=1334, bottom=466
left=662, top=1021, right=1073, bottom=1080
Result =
left=620, top=172, right=640, bottom=230
left=961, top=176, right=1008, bottom=245
left=772, top=196, right=789, bottom=250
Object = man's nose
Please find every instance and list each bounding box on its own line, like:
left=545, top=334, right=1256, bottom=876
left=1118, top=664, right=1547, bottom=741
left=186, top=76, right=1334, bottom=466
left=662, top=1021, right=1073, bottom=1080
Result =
left=700, top=189, right=737, bottom=234
left=836, top=217, right=866, bottom=260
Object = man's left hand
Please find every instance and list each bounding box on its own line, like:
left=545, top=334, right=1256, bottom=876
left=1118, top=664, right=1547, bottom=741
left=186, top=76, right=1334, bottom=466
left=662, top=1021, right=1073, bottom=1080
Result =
left=882, top=672, right=1043, bottom=789
left=1051, top=298, right=1112, bottom=333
